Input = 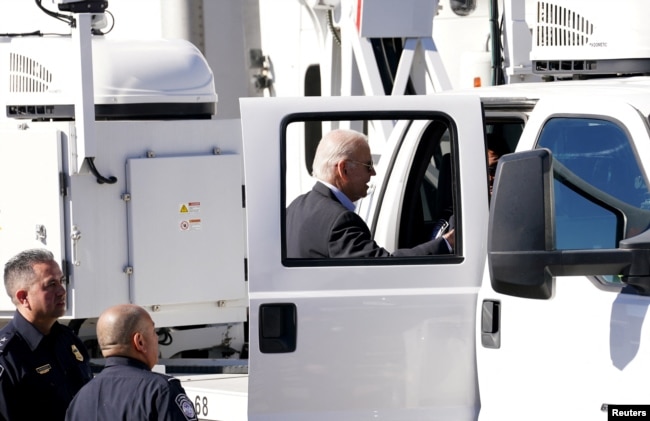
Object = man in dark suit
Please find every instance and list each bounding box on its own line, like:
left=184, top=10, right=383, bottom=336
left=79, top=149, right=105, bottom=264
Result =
left=286, top=129, right=454, bottom=258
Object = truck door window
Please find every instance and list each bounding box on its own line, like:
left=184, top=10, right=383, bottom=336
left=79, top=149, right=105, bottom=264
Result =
left=537, top=117, right=650, bottom=261
left=485, top=120, right=524, bottom=154
left=282, top=116, right=461, bottom=265
left=399, top=121, right=455, bottom=249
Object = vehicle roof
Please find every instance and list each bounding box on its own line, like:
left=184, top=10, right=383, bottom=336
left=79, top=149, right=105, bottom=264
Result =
left=441, top=76, right=650, bottom=115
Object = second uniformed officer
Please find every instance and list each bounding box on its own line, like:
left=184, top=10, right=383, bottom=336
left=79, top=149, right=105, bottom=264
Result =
left=0, top=249, right=93, bottom=421
left=65, top=303, right=198, bottom=421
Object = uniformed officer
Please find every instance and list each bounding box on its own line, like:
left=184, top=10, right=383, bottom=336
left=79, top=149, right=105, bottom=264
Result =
left=65, top=303, right=198, bottom=421
left=0, top=249, right=93, bottom=421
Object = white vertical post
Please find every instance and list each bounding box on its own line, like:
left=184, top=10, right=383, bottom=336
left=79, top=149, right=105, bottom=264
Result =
left=71, top=13, right=96, bottom=174
left=391, top=38, right=417, bottom=95
left=503, top=0, right=540, bottom=84
left=421, top=37, right=453, bottom=92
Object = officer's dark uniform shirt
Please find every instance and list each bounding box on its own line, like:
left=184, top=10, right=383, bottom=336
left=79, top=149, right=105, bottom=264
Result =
left=65, top=356, right=198, bottom=421
left=0, top=310, right=93, bottom=421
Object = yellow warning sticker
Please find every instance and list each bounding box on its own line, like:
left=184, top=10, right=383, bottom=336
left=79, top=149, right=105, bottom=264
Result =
left=179, top=202, right=201, bottom=214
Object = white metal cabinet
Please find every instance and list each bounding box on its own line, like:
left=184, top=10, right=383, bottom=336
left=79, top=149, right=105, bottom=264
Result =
left=0, top=128, right=65, bottom=315
left=126, top=154, right=244, bottom=307
left=0, top=119, right=247, bottom=332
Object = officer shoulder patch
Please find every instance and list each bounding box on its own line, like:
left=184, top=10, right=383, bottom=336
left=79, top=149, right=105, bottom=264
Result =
left=175, top=394, right=198, bottom=421
left=0, top=329, right=16, bottom=355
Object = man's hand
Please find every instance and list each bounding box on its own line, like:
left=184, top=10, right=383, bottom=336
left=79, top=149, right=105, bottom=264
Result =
left=443, top=228, right=455, bottom=251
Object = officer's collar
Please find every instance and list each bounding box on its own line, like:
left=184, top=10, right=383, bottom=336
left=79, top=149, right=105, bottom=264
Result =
left=12, top=311, right=60, bottom=351
left=105, top=355, right=151, bottom=371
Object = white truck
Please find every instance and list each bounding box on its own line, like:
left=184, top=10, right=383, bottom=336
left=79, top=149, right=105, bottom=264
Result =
left=179, top=1, right=650, bottom=419
left=2, top=0, right=650, bottom=420
left=231, top=90, right=650, bottom=421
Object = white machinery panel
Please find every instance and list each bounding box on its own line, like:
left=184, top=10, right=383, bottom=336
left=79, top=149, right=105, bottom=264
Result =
left=0, top=128, right=65, bottom=315
left=357, top=0, right=435, bottom=38
left=126, top=153, right=245, bottom=307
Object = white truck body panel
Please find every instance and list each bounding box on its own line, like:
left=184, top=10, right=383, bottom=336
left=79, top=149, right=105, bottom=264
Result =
left=178, top=374, right=248, bottom=421
left=177, top=82, right=650, bottom=420
left=477, top=94, right=650, bottom=420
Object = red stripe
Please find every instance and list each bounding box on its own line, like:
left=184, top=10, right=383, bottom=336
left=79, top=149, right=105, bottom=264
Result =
left=356, top=0, right=362, bottom=32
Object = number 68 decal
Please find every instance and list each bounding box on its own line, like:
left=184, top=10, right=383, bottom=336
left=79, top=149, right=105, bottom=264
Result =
left=193, top=395, right=209, bottom=418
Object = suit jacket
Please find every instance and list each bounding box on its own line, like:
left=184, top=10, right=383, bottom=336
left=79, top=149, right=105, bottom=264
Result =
left=286, top=181, right=451, bottom=258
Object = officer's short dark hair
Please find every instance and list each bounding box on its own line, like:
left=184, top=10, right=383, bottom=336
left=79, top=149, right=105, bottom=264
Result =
left=4, top=249, right=55, bottom=303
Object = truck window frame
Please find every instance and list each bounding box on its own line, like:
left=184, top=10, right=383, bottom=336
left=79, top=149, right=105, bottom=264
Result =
left=536, top=116, right=650, bottom=288
left=280, top=111, right=464, bottom=267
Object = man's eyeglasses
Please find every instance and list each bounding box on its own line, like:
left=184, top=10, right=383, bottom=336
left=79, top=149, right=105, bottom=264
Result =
left=349, top=160, right=375, bottom=172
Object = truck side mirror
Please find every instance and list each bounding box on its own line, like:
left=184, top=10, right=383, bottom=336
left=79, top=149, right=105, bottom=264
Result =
left=487, top=149, right=650, bottom=298
left=488, top=149, right=556, bottom=299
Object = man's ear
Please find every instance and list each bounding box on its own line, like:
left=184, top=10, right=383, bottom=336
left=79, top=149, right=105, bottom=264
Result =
left=15, top=289, right=29, bottom=308
left=336, top=160, right=348, bottom=179
left=133, top=332, right=146, bottom=353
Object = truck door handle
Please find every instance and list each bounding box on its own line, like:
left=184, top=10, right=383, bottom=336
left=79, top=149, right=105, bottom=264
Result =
left=259, top=303, right=297, bottom=353
left=481, top=300, right=501, bottom=349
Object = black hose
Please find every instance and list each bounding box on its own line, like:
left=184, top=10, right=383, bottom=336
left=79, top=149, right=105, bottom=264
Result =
left=34, top=0, right=74, bottom=26
left=489, top=0, right=505, bottom=85
left=86, top=158, right=117, bottom=184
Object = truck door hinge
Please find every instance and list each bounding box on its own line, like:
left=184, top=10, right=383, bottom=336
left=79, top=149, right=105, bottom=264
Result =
left=62, top=259, right=71, bottom=284
left=59, top=172, right=67, bottom=197
left=241, top=185, right=246, bottom=208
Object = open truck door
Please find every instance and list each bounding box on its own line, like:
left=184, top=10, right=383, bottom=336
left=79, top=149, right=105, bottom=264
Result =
left=241, top=95, right=487, bottom=420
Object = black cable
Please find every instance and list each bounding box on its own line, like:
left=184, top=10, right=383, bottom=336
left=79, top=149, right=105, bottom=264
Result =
left=497, top=13, right=506, bottom=85
left=0, top=31, right=42, bottom=37
left=0, top=31, right=72, bottom=37
left=157, top=328, right=173, bottom=346
left=86, top=158, right=117, bottom=184
left=35, top=0, right=74, bottom=27
left=92, top=9, right=115, bottom=35
left=489, top=0, right=506, bottom=85
left=326, top=8, right=341, bottom=46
